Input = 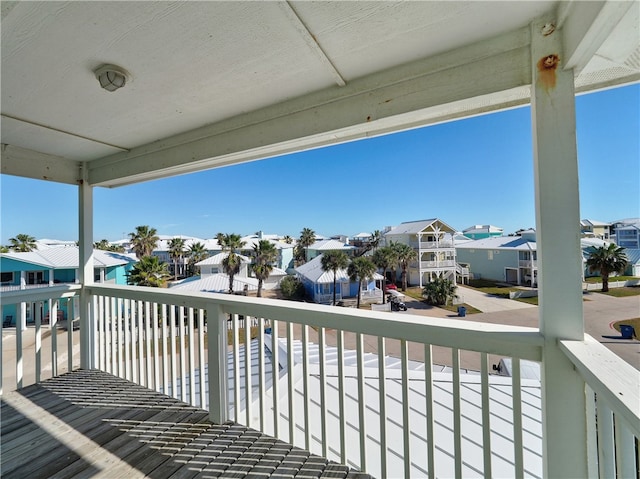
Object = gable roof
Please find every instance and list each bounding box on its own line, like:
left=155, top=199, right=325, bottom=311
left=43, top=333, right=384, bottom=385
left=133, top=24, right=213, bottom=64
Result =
left=295, top=254, right=383, bottom=284
left=307, top=239, right=354, bottom=251
left=196, top=252, right=251, bottom=266
left=1, top=247, right=136, bottom=269
left=170, top=273, right=259, bottom=293
left=385, top=218, right=456, bottom=235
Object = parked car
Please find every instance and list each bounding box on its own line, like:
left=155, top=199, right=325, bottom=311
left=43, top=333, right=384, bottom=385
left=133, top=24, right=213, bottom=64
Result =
left=384, top=283, right=397, bottom=291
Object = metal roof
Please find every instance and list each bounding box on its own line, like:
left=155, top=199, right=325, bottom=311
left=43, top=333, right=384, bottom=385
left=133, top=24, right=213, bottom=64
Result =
left=307, top=239, right=354, bottom=251
left=385, top=218, right=457, bottom=236
left=1, top=247, right=136, bottom=269
left=295, top=254, right=383, bottom=284
left=170, top=273, right=259, bottom=294
left=3, top=1, right=637, bottom=188
left=196, top=252, right=251, bottom=266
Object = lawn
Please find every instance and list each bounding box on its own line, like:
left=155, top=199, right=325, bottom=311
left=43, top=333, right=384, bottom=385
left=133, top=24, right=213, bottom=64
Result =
left=404, top=286, right=481, bottom=314
left=584, top=275, right=639, bottom=284
left=598, top=286, right=640, bottom=298
left=466, top=279, right=521, bottom=298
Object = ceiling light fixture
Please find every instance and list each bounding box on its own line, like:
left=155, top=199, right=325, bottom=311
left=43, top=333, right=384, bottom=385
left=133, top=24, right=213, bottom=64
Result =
left=94, top=64, right=129, bottom=92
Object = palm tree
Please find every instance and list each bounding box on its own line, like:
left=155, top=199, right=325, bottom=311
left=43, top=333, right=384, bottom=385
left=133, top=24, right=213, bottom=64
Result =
left=127, top=256, right=171, bottom=287
left=168, top=237, right=186, bottom=280
left=217, top=233, right=246, bottom=293
left=369, top=230, right=383, bottom=251
left=128, top=225, right=159, bottom=259
left=0, top=246, right=9, bottom=253
left=373, top=246, right=395, bottom=303
left=320, top=250, right=349, bottom=306
left=295, top=227, right=316, bottom=265
left=282, top=235, right=293, bottom=244
left=347, top=256, right=377, bottom=308
left=385, top=241, right=401, bottom=285
left=9, top=234, right=37, bottom=252
left=423, top=277, right=458, bottom=306
left=393, top=242, right=417, bottom=291
left=252, top=240, right=278, bottom=297
left=187, top=241, right=208, bottom=276
left=586, top=244, right=628, bottom=292
left=93, top=239, right=125, bottom=252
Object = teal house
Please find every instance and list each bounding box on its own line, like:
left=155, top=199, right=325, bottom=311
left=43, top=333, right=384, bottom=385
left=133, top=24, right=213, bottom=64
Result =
left=1, top=247, right=136, bottom=327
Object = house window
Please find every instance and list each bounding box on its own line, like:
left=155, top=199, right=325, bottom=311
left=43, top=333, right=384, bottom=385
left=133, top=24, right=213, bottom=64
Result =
left=27, top=271, right=44, bottom=284
left=1, top=272, right=13, bottom=283
left=321, top=284, right=331, bottom=294
left=488, top=251, right=493, bottom=260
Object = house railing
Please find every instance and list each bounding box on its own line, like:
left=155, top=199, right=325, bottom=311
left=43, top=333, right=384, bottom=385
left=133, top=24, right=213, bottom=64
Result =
left=2, top=283, right=638, bottom=478
left=518, top=260, right=537, bottom=268
left=0, top=281, right=78, bottom=292
left=409, top=240, right=454, bottom=250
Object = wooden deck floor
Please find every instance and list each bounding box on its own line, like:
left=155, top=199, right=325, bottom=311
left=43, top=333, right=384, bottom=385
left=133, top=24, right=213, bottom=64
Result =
left=1, top=370, right=372, bottom=478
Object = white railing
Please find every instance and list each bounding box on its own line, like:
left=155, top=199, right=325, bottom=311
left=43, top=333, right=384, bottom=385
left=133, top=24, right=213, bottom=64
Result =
left=3, top=282, right=638, bottom=478
left=518, top=260, right=537, bottom=268
left=409, top=240, right=454, bottom=250
left=0, top=281, right=78, bottom=292
left=86, top=284, right=546, bottom=478
left=419, top=260, right=456, bottom=269
left=0, top=284, right=82, bottom=395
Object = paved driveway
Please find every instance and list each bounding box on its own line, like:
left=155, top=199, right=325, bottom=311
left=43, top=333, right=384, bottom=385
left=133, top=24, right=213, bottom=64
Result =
left=455, top=285, right=536, bottom=313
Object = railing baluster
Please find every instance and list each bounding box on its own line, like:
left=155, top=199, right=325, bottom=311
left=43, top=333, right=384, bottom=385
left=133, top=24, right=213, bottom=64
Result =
left=35, top=301, right=42, bottom=383
left=302, top=324, right=310, bottom=450
left=50, top=299, right=58, bottom=378
left=597, top=400, right=615, bottom=478
left=95, top=295, right=102, bottom=370
left=512, top=357, right=524, bottom=479
left=179, top=306, right=186, bottom=402
left=145, top=301, right=152, bottom=389
left=137, top=300, right=144, bottom=386
left=152, top=302, right=160, bottom=391
left=16, top=305, right=23, bottom=389
left=425, top=344, right=435, bottom=479
left=452, top=348, right=462, bottom=479
left=258, top=318, right=266, bottom=431
left=585, top=385, right=598, bottom=479
left=162, top=304, right=169, bottom=394
left=198, top=309, right=206, bottom=409
left=614, top=413, right=635, bottom=478
left=378, top=336, right=387, bottom=479
left=245, top=315, right=253, bottom=427
left=110, top=297, right=117, bottom=374
left=357, top=332, right=367, bottom=470
left=68, top=298, right=75, bottom=374
left=188, top=307, right=196, bottom=406
left=0, top=311, right=3, bottom=395
left=272, top=319, right=280, bottom=439
left=99, top=295, right=106, bottom=371
left=401, top=339, right=410, bottom=478
left=233, top=313, right=240, bottom=423
left=286, top=321, right=294, bottom=444
left=131, top=300, right=138, bottom=383
left=480, top=353, right=493, bottom=479
left=170, top=305, right=177, bottom=398
left=319, top=327, right=327, bottom=457
left=124, top=299, right=131, bottom=381
left=338, top=330, right=347, bottom=465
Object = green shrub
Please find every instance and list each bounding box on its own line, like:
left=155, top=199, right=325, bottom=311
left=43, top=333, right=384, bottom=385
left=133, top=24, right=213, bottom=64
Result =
left=280, top=275, right=306, bottom=300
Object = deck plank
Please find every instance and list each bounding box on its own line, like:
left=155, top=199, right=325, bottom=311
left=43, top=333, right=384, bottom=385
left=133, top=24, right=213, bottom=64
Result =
left=1, top=370, right=372, bottom=479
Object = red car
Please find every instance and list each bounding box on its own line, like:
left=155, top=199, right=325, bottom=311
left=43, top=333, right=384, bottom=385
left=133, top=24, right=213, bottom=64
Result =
left=384, top=283, right=397, bottom=291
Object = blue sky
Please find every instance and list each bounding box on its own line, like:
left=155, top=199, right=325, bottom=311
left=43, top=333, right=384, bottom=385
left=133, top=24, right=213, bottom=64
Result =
left=1, top=83, right=638, bottom=244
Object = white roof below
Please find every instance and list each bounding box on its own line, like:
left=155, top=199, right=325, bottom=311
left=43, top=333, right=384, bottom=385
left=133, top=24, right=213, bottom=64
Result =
left=386, top=218, right=457, bottom=236
left=295, top=254, right=383, bottom=284
left=307, top=239, right=354, bottom=251
left=196, top=252, right=251, bottom=266
left=170, top=273, right=259, bottom=293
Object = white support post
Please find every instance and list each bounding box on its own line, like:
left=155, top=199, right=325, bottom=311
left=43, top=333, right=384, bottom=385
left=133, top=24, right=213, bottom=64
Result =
left=208, top=304, right=229, bottom=423
left=79, top=165, right=95, bottom=369
left=531, top=17, right=587, bottom=479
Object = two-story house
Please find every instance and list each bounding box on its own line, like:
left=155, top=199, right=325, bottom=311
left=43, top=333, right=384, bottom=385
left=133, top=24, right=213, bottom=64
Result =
left=1, top=247, right=136, bottom=327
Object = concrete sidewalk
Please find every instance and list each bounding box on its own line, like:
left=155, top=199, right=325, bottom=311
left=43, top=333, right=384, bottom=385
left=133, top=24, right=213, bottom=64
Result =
left=455, top=285, right=536, bottom=313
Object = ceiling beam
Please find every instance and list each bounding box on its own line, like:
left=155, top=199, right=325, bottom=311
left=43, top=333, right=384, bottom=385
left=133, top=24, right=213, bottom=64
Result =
left=88, top=27, right=532, bottom=187
left=559, top=0, right=635, bottom=74
left=1, top=144, right=81, bottom=185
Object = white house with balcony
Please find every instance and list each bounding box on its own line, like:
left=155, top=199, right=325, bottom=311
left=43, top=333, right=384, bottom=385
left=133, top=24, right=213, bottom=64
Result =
left=1, top=2, right=639, bottom=478
left=384, top=218, right=459, bottom=287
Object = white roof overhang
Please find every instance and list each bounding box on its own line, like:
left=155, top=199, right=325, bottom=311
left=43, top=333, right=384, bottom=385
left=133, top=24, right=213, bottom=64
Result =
left=1, top=1, right=638, bottom=188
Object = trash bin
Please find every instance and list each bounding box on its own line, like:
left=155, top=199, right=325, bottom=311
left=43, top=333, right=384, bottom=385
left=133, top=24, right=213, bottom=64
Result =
left=265, top=327, right=272, bottom=335
left=457, top=306, right=466, bottom=317
left=620, top=324, right=635, bottom=339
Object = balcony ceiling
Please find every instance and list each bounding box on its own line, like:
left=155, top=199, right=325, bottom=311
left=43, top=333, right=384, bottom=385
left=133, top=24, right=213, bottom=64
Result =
left=1, top=1, right=638, bottom=187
